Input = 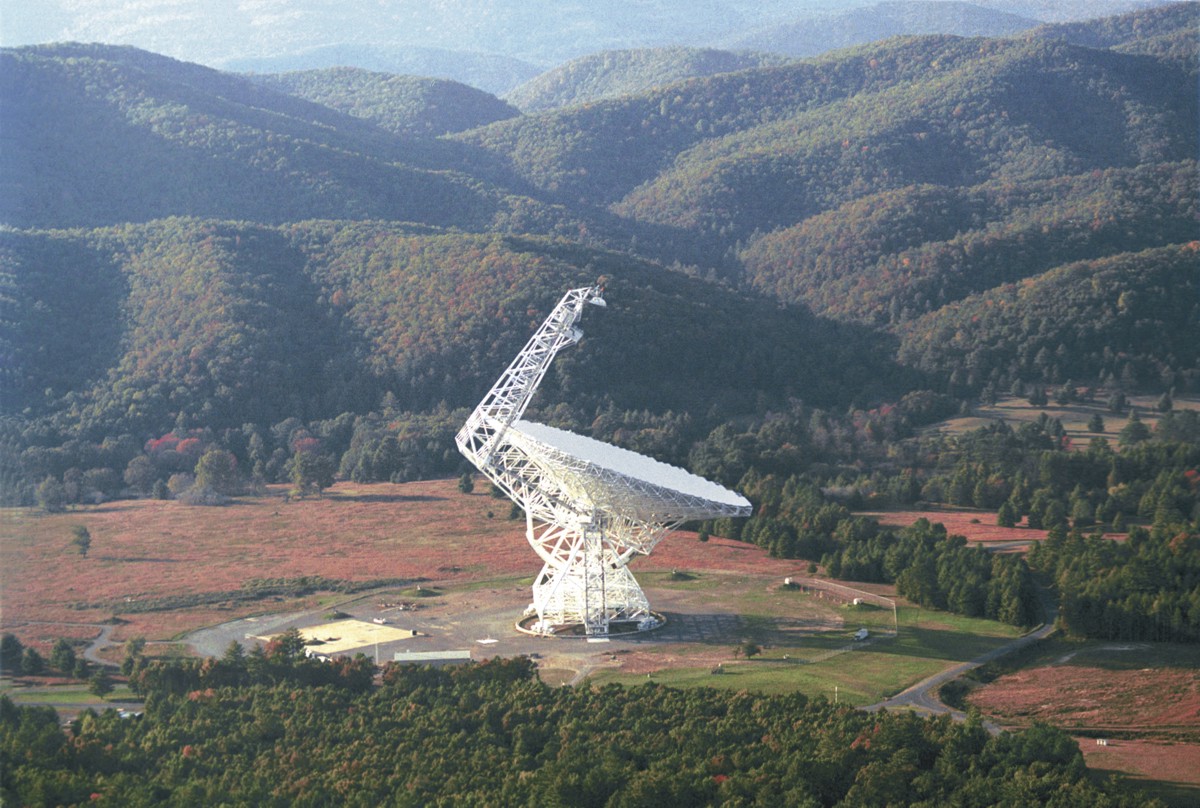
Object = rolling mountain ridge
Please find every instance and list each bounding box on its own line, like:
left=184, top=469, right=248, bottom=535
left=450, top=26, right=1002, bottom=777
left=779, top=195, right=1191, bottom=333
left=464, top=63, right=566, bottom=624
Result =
left=1, top=4, right=1196, bottom=448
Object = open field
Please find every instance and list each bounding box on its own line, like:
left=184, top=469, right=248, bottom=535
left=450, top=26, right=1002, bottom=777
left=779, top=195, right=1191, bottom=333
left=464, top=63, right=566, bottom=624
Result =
left=966, top=639, right=1200, bottom=806
left=0, top=682, right=137, bottom=707
left=1080, top=739, right=1200, bottom=807
left=4, top=478, right=1196, bottom=801
left=927, top=392, right=1200, bottom=447
left=0, top=479, right=839, bottom=651
left=586, top=582, right=1021, bottom=704
left=3, top=480, right=1023, bottom=708
left=967, top=640, right=1200, bottom=736
left=861, top=507, right=1048, bottom=546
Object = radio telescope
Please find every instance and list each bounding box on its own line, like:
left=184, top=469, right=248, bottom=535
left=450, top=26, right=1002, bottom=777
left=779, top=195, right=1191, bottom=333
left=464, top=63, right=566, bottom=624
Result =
left=456, top=285, right=752, bottom=636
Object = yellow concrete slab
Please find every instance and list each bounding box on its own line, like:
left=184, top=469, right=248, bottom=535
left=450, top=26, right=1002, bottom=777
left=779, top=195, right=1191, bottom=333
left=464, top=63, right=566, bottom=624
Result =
left=257, top=619, right=415, bottom=655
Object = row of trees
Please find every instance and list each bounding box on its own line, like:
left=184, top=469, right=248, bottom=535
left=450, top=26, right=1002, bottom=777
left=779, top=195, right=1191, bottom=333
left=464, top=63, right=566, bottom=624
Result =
left=708, top=474, right=1040, bottom=628
left=1030, top=524, right=1200, bottom=643
left=826, top=519, right=1040, bottom=627
left=693, top=407, right=1197, bottom=633
left=0, top=634, right=110, bottom=697
left=1, top=653, right=1150, bottom=806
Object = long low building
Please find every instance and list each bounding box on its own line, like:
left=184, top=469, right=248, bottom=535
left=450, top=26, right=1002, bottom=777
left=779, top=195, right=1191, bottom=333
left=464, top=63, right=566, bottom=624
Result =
left=392, top=649, right=473, bottom=666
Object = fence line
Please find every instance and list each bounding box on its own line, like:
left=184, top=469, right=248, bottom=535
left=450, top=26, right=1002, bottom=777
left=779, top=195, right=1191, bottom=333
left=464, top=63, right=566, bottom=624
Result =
left=784, top=576, right=898, bottom=634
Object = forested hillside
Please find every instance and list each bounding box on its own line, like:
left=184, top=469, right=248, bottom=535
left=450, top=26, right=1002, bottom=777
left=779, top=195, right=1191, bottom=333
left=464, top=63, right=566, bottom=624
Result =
left=1, top=220, right=908, bottom=438
left=460, top=34, right=1195, bottom=239
left=0, top=45, right=502, bottom=230
left=505, top=47, right=790, bottom=112
left=251, top=68, right=521, bottom=136
left=228, top=45, right=543, bottom=96
left=895, top=242, right=1200, bottom=392
left=2, top=6, right=1196, bottom=513
left=741, top=162, right=1197, bottom=325
left=1028, top=0, right=1200, bottom=65
left=610, top=39, right=1194, bottom=239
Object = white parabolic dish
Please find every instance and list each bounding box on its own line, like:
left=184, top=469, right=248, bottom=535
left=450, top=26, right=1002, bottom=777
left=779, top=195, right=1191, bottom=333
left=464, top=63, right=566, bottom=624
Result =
left=456, top=284, right=753, bottom=635
left=508, top=419, right=752, bottom=521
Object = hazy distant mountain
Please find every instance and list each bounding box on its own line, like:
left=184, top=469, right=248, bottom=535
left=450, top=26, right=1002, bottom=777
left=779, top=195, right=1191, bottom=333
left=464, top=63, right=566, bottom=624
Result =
left=5, top=0, right=1176, bottom=84
left=726, top=2, right=1039, bottom=57
left=251, top=69, right=521, bottom=136
left=969, top=0, right=1173, bottom=22
left=1027, top=0, right=1199, bottom=65
left=5, top=0, right=811, bottom=71
left=506, top=47, right=792, bottom=112
left=227, top=45, right=543, bottom=97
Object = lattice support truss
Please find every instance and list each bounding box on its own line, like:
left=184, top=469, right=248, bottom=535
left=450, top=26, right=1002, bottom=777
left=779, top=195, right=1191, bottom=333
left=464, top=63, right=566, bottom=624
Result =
left=457, top=286, right=605, bottom=470
left=456, top=285, right=750, bottom=635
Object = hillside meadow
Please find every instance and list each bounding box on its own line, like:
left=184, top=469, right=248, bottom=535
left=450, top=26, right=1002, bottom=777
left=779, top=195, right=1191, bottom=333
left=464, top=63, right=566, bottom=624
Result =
left=927, top=392, right=1200, bottom=445
left=1, top=478, right=813, bottom=648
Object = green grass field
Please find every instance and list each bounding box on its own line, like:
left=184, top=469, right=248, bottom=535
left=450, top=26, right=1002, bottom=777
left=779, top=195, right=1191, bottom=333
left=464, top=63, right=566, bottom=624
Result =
left=588, top=588, right=1022, bottom=704
left=1, top=682, right=137, bottom=706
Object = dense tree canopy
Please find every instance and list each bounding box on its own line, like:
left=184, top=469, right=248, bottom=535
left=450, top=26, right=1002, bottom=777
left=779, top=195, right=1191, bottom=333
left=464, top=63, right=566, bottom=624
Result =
left=0, top=656, right=1154, bottom=806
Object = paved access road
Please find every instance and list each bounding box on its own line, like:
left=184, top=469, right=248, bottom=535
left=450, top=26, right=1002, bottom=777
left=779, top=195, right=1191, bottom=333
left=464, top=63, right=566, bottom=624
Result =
left=864, top=590, right=1057, bottom=731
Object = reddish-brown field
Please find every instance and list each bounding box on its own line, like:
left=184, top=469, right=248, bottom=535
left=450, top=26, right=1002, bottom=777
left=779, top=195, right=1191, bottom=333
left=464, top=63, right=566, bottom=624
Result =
left=1, top=479, right=797, bottom=647
left=6, top=479, right=1198, bottom=802
left=967, top=641, right=1200, bottom=805
left=1078, top=738, right=1200, bottom=806
left=861, top=507, right=1048, bottom=545
left=969, top=659, right=1200, bottom=732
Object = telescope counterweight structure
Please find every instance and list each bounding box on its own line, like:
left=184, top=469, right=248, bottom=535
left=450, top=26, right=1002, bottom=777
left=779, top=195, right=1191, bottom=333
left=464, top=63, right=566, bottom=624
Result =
left=456, top=285, right=751, bottom=635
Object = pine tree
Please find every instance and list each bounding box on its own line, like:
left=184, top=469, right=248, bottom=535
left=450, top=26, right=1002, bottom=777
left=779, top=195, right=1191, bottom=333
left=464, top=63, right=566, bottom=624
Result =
left=50, top=640, right=76, bottom=674
left=70, top=525, right=91, bottom=557
left=997, top=500, right=1018, bottom=528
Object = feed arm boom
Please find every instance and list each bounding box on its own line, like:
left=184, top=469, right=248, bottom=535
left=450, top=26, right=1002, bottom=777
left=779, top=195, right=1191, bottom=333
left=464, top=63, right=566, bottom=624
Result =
left=456, top=285, right=605, bottom=473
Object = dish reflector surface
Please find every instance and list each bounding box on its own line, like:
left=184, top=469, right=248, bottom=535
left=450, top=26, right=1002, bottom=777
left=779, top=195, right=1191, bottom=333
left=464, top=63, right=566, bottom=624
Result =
left=511, top=419, right=751, bottom=512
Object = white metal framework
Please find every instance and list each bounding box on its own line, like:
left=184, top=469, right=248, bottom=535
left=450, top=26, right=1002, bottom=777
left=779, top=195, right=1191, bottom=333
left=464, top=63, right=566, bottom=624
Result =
left=456, top=285, right=751, bottom=635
